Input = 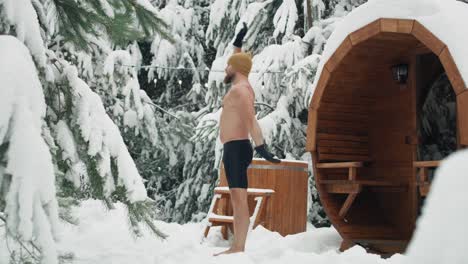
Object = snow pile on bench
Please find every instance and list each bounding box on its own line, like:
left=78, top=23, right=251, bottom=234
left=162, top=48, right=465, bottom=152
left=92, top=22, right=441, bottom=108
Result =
left=207, top=214, right=234, bottom=221
left=407, top=149, right=468, bottom=264
left=214, top=186, right=275, bottom=194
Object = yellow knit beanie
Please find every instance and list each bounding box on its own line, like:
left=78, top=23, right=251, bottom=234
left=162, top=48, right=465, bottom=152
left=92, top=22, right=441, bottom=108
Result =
left=227, top=52, right=252, bottom=77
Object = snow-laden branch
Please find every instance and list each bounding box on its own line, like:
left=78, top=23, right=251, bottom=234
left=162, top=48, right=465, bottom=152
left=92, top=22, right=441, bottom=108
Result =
left=0, top=35, right=59, bottom=264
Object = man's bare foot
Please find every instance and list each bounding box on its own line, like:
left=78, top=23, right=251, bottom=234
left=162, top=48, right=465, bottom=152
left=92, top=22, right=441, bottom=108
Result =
left=213, top=248, right=244, bottom=256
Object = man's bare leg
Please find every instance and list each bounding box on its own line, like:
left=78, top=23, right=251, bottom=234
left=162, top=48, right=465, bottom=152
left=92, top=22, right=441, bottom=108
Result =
left=214, top=188, right=250, bottom=256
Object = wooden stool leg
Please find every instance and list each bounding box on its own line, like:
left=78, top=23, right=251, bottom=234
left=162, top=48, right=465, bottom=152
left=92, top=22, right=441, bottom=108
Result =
left=221, top=225, right=228, bottom=240
left=208, top=194, right=222, bottom=215
left=249, top=196, right=264, bottom=230
left=203, top=194, right=222, bottom=238
left=253, top=196, right=268, bottom=228
left=204, top=226, right=211, bottom=238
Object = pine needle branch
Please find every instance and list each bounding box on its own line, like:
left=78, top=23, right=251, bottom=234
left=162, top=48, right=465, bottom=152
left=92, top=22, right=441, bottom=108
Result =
left=49, top=0, right=172, bottom=50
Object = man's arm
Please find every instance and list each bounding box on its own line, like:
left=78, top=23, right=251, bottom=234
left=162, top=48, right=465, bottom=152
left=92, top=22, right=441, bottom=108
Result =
left=242, top=92, right=263, bottom=146
left=233, top=88, right=280, bottom=163
left=233, top=23, right=248, bottom=54
left=250, top=117, right=264, bottom=147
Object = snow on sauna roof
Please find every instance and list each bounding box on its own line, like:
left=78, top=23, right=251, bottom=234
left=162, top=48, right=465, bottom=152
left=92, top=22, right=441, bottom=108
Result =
left=312, top=0, right=468, bottom=94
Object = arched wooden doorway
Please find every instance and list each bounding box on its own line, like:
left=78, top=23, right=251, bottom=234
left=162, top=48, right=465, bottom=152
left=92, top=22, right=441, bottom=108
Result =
left=306, top=18, right=468, bottom=254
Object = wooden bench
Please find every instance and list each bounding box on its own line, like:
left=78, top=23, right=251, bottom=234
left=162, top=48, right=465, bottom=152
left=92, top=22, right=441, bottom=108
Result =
left=203, top=187, right=274, bottom=239
left=413, top=160, right=440, bottom=196
left=315, top=133, right=406, bottom=218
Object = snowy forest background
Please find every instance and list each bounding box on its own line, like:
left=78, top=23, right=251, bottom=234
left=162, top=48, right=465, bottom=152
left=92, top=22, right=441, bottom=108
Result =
left=0, top=0, right=374, bottom=262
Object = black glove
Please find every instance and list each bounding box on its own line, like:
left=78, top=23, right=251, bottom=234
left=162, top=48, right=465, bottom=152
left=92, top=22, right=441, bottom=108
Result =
left=233, top=22, right=248, bottom=48
left=255, top=144, right=281, bottom=163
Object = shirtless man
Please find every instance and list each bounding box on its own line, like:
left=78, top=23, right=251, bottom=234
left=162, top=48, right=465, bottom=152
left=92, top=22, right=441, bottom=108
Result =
left=214, top=23, right=281, bottom=256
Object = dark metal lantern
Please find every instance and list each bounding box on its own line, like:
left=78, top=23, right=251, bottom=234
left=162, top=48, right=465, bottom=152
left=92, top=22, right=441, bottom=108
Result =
left=391, top=64, right=409, bottom=84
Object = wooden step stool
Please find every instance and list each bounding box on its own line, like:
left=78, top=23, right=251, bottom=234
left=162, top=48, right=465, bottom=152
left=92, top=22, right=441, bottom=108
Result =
left=203, top=187, right=274, bottom=239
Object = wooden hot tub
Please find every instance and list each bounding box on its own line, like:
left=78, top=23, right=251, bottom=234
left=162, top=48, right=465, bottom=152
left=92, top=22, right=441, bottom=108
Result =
left=217, top=158, right=309, bottom=236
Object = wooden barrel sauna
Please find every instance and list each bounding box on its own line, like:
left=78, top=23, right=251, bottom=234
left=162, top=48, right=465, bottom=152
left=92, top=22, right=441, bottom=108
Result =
left=218, top=158, right=309, bottom=236
left=306, top=18, right=468, bottom=254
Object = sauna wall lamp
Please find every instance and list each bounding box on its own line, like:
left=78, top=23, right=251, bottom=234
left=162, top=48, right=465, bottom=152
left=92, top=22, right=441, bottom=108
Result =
left=391, top=64, right=409, bottom=84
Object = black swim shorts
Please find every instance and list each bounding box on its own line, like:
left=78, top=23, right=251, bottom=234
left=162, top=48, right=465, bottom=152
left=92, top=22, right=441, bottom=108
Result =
left=222, top=139, right=253, bottom=189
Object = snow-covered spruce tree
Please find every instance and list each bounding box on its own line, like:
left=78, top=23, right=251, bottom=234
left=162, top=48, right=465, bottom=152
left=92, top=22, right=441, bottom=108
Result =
left=105, top=0, right=368, bottom=224
left=1, top=0, right=170, bottom=262
left=419, top=73, right=457, bottom=161
left=0, top=35, right=60, bottom=264
left=138, top=0, right=366, bottom=225
left=126, top=0, right=214, bottom=223
left=98, top=48, right=197, bottom=222
left=149, top=0, right=369, bottom=225
left=143, top=0, right=294, bottom=223
left=238, top=0, right=367, bottom=227
left=206, top=0, right=287, bottom=57
left=40, top=0, right=171, bottom=236
left=320, top=0, right=367, bottom=18
left=148, top=0, right=208, bottom=106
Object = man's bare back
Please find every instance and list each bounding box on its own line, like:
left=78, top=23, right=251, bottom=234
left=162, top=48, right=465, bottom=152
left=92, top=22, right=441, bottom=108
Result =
left=219, top=82, right=255, bottom=144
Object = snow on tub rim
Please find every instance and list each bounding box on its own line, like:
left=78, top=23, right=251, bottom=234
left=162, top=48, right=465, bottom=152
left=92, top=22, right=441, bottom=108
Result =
left=251, top=157, right=309, bottom=165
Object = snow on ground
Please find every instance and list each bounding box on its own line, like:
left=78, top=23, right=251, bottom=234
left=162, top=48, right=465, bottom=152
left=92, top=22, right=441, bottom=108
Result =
left=44, top=150, right=468, bottom=264
left=2, top=149, right=468, bottom=263
left=16, top=200, right=404, bottom=264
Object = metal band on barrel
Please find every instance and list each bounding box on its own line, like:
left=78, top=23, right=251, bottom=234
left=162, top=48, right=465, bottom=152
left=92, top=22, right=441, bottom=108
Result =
left=247, top=164, right=308, bottom=172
